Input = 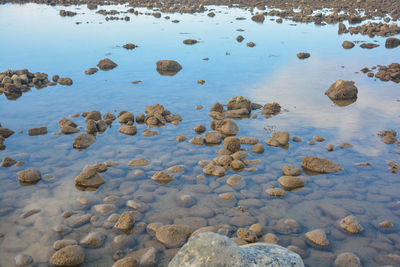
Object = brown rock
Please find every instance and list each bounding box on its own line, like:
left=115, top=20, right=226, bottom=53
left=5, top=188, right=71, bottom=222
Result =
left=325, top=80, right=358, bottom=100
left=302, top=156, right=343, bottom=173
left=155, top=224, right=191, bottom=248
left=97, top=58, right=118, bottom=70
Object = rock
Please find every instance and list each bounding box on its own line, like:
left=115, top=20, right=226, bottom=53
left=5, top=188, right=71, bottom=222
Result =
left=28, top=126, right=47, bottom=136
left=140, top=247, right=158, bottom=266
left=86, top=120, right=97, bottom=134
left=237, top=228, right=257, bottom=242
left=215, top=120, right=239, bottom=136
left=119, top=125, right=137, bottom=135
left=325, top=80, right=358, bottom=100
left=278, top=176, right=306, bottom=190
left=58, top=77, right=73, bottom=86
left=338, top=22, right=347, bottom=34
left=326, top=144, right=335, bottom=151
left=123, top=43, right=137, bottom=49
left=224, top=136, right=241, bottom=152
left=333, top=252, right=361, bottom=267
left=247, top=42, right=256, bottom=47
left=117, top=112, right=134, bottom=124
left=273, top=219, right=301, bottom=234
left=342, top=41, right=355, bottom=49
left=227, top=96, right=251, bottom=113
left=282, top=164, right=301, bottom=176
left=73, top=133, right=96, bottom=149
left=61, top=126, right=80, bottom=134
left=169, top=232, right=304, bottom=267
left=152, top=171, right=174, bottom=184
left=297, top=52, right=310, bottom=59
left=17, top=168, right=41, bottom=184
left=190, top=137, right=204, bottom=146
left=20, top=208, right=40, bottom=219
left=340, top=215, right=363, bottom=234
left=80, top=231, right=105, bottom=247
left=155, top=224, right=191, bottom=248
left=378, top=220, right=393, bottom=229
left=203, top=163, right=226, bottom=177
left=194, top=124, right=206, bottom=134
left=339, top=142, right=352, bottom=149
left=314, top=135, right=325, bottom=142
left=239, top=137, right=258, bottom=145
left=378, top=130, right=397, bottom=144
left=115, top=211, right=135, bottom=233
left=1, top=156, right=17, bottom=167
left=266, top=132, right=289, bottom=147
left=65, top=213, right=91, bottom=227
left=305, top=229, right=329, bottom=247
left=266, top=188, right=287, bottom=197
left=53, top=239, right=78, bottom=250
left=360, top=43, right=379, bottom=49
left=263, top=233, right=278, bottom=244
left=251, top=13, right=265, bottom=23
left=231, top=160, right=245, bottom=170
left=85, top=111, right=101, bottom=121
left=175, top=135, right=187, bottom=142
left=250, top=144, right=264, bottom=154
left=128, top=159, right=148, bottom=167
left=210, top=102, right=224, bottom=113
left=156, top=60, right=182, bottom=75
left=385, top=37, right=400, bottom=48
left=84, top=67, right=98, bottom=75
left=292, top=136, right=302, bottom=142
left=14, top=254, right=33, bottom=266
left=112, top=257, right=139, bottom=267
left=236, top=35, right=244, bottom=42
left=183, top=39, right=197, bottom=45
left=74, top=166, right=105, bottom=189
left=59, top=117, right=77, bottom=128
left=0, top=127, right=14, bottom=138
left=302, top=156, right=343, bottom=173
left=97, top=58, right=118, bottom=70
left=227, top=174, right=243, bottom=187
left=49, top=245, right=85, bottom=266
left=204, top=131, right=222, bottom=144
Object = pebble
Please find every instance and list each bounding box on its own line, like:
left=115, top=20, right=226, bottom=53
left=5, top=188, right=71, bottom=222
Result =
left=305, top=229, right=329, bottom=247
left=340, top=215, right=363, bottom=234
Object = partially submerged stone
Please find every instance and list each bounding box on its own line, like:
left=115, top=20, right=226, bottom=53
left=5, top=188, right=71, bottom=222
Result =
left=73, top=133, right=96, bottom=149
left=305, top=229, right=329, bottom=247
left=152, top=171, right=174, bottom=184
left=155, top=224, right=191, bottom=248
left=340, top=215, right=363, bottom=234
left=74, top=166, right=105, bottom=189
left=278, top=176, right=306, bottom=191
left=325, top=80, right=358, bottom=100
left=17, top=168, right=41, bottom=184
left=302, top=156, right=343, bottom=173
left=49, top=245, right=85, bottom=266
left=156, top=60, right=182, bottom=76
left=97, top=58, right=118, bottom=70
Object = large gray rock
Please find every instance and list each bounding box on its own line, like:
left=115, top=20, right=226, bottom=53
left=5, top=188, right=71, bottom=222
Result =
left=169, top=232, right=304, bottom=267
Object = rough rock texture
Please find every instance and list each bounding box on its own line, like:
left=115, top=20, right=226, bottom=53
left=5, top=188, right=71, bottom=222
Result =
left=49, top=245, right=85, bottom=266
left=169, top=232, right=304, bottom=267
left=325, top=80, right=358, bottom=100
left=251, top=13, right=265, bottom=23
left=17, top=168, right=41, bottom=184
left=74, top=166, right=105, bottom=188
left=115, top=211, right=135, bottom=233
left=80, top=231, right=105, bottom=247
left=302, top=156, right=343, bottom=173
left=340, top=215, right=363, bottom=234
left=152, top=171, right=174, bottom=184
left=333, top=252, right=362, bottom=267
left=73, top=133, right=96, bottom=149
left=156, top=224, right=191, bottom=248
left=305, top=229, right=329, bottom=247
left=112, top=257, right=139, bottom=267
left=97, top=58, right=118, bottom=70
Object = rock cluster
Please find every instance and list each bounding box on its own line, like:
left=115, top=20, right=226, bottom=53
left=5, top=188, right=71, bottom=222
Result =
left=364, top=63, right=400, bottom=83
left=344, top=22, right=400, bottom=37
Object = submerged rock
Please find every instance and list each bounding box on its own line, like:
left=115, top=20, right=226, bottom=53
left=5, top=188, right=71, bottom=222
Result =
left=74, top=166, right=105, bottom=189
left=305, top=229, right=329, bottom=247
left=378, top=130, right=397, bottom=144
left=302, top=156, right=343, bottom=173
left=1, top=156, right=17, bottom=167
left=97, top=58, right=118, bottom=71
left=278, top=176, right=306, bottom=190
left=73, top=133, right=96, bottom=149
left=340, top=215, right=363, bottom=234
left=28, top=126, right=47, bottom=136
left=84, top=67, right=98, bottom=75
left=156, top=60, right=182, bottom=76
left=49, top=245, right=85, bottom=266
left=152, top=171, right=174, bottom=184
left=169, top=232, right=304, bottom=267
left=325, top=80, right=358, bottom=100
left=17, top=168, right=41, bottom=184
left=14, top=254, right=33, bottom=266
left=115, top=211, right=135, bottom=233
left=155, top=224, right=191, bottom=248
left=333, top=252, right=361, bottom=267
left=80, top=231, right=105, bottom=248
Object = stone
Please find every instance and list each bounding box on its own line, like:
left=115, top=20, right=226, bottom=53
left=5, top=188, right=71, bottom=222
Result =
left=302, top=156, right=343, bottom=173
left=239, top=137, right=258, bottom=145
left=250, top=144, right=264, bottom=154
left=0, top=127, right=14, bottom=138
left=117, top=112, right=134, bottom=124
left=58, top=77, right=73, bottom=86
left=378, top=130, right=397, bottom=144
left=53, top=239, right=78, bottom=250
left=168, top=232, right=304, bottom=267
left=1, top=156, right=17, bottom=167
left=97, top=58, right=118, bottom=70
left=194, top=124, right=206, bottom=134
left=112, top=257, right=139, bottom=267
left=80, top=231, right=105, bottom=247
left=297, top=52, right=310, bottom=59
left=340, top=215, right=363, bottom=234
left=215, top=120, right=239, bottom=136
left=237, top=228, right=257, bottom=243
left=73, top=133, right=96, bottom=149
left=86, top=120, right=97, bottom=134
left=266, top=132, right=289, bottom=146
left=249, top=224, right=262, bottom=237
left=247, top=42, right=256, bottom=47
left=224, top=136, right=241, bottom=152
left=282, top=165, right=301, bottom=176
left=61, top=126, right=79, bottom=134
left=326, top=144, right=335, bottom=151
left=17, top=168, right=41, bottom=184
left=20, top=209, right=40, bottom=219
left=93, top=204, right=116, bottom=214
left=14, top=254, right=33, bottom=266
left=123, top=43, right=138, bottom=49
left=84, top=67, right=98, bottom=75
left=278, top=176, right=305, bottom=190
left=49, top=245, right=85, bottom=266
left=128, top=159, right=148, bottom=167
left=175, top=135, right=187, bottom=142
left=333, top=252, right=361, bottom=267
left=210, top=102, right=224, bottom=113
left=385, top=37, right=400, bottom=48
left=156, top=60, right=182, bottom=75
left=227, top=174, right=243, bottom=187
left=59, top=118, right=77, bottom=128
left=28, top=126, right=47, bottom=136
left=115, top=212, right=135, bottom=233
left=231, top=160, right=245, bottom=170
left=266, top=188, right=287, bottom=197
left=167, top=165, right=184, bottom=173
left=155, top=224, right=191, bottom=248
left=236, top=35, right=244, bottom=42
left=152, top=171, right=174, bottom=184
left=251, top=13, right=265, bottom=23
left=74, top=166, right=105, bottom=188
left=360, top=43, right=379, bottom=49
left=183, top=39, right=197, bottom=45
left=204, top=131, right=222, bottom=144
left=263, top=233, right=278, bottom=244
left=305, top=229, right=329, bottom=247
left=65, top=214, right=91, bottom=227
left=273, top=219, right=301, bottom=234
left=227, top=96, right=251, bottom=113
left=325, top=80, right=358, bottom=100
left=262, top=103, right=281, bottom=116
left=119, top=125, right=137, bottom=135
left=190, top=137, right=204, bottom=146
left=342, top=41, right=355, bottom=49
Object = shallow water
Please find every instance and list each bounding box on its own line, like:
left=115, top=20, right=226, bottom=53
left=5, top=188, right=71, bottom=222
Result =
left=0, top=3, right=399, bottom=267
